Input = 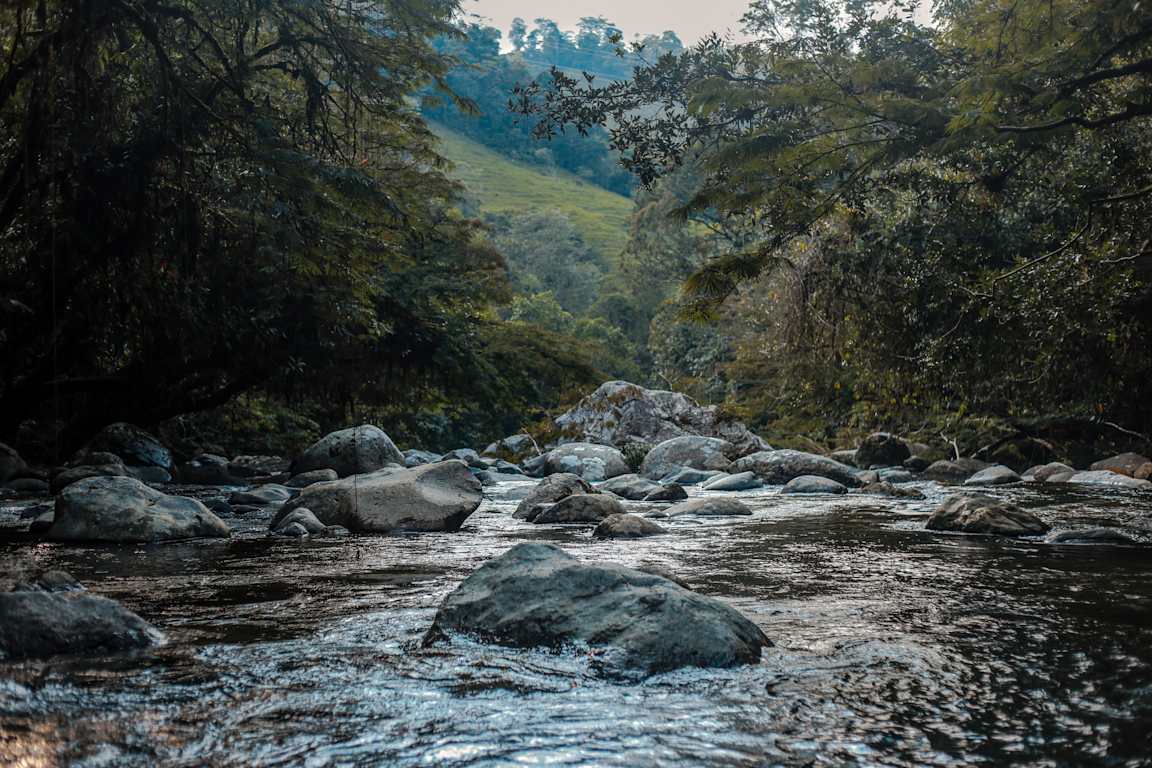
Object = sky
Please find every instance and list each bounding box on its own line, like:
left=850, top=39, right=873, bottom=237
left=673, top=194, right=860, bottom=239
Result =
left=462, top=0, right=755, bottom=46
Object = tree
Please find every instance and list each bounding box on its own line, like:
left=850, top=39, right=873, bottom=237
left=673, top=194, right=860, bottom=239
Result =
left=508, top=17, right=528, bottom=52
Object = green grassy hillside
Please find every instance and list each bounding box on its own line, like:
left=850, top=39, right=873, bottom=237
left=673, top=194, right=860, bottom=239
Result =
left=431, top=123, right=633, bottom=261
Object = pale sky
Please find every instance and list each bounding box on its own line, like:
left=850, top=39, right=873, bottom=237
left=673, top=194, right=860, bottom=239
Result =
left=462, top=0, right=754, bottom=46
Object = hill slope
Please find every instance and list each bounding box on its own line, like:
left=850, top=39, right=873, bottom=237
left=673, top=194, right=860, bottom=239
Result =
left=431, top=123, right=633, bottom=261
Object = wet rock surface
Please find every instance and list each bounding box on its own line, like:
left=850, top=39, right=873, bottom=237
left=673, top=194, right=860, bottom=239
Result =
left=50, top=476, right=231, bottom=543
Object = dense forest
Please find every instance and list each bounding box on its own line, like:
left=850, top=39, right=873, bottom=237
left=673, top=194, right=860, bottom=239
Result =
left=2, top=0, right=1150, bottom=461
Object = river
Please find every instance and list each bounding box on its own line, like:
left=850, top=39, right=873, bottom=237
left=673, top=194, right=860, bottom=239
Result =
left=2, top=479, right=1151, bottom=766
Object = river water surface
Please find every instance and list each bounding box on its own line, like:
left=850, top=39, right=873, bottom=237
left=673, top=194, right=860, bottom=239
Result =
left=2, top=479, right=1151, bottom=767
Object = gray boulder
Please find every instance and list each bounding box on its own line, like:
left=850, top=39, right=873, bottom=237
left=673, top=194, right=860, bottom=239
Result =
left=1025, top=462, right=1076, bottom=482
left=1090, top=453, right=1152, bottom=477
left=730, top=450, right=860, bottom=487
left=830, top=449, right=858, bottom=468
left=274, top=461, right=481, bottom=533
left=513, top=474, right=593, bottom=521
left=855, top=433, right=911, bottom=468
left=660, top=468, right=725, bottom=486
left=229, top=484, right=294, bottom=506
left=228, top=455, right=290, bottom=478
left=0, top=591, right=164, bottom=661
left=404, top=450, right=443, bottom=468
left=533, top=493, right=625, bottom=524
left=600, top=474, right=662, bottom=500
left=927, top=494, right=1049, bottom=536
left=922, top=458, right=991, bottom=482
left=639, top=436, right=734, bottom=481
left=554, top=380, right=770, bottom=456
left=543, top=443, right=629, bottom=481
left=291, top=425, right=404, bottom=478
left=0, top=442, right=28, bottom=483
left=50, top=462, right=128, bottom=494
left=703, top=472, right=763, bottom=492
left=271, top=508, right=326, bottom=535
left=645, top=483, right=688, bottom=502
left=858, top=481, right=926, bottom=499
left=50, top=476, right=231, bottom=543
left=1068, top=470, right=1152, bottom=489
left=963, top=465, right=1023, bottom=487
left=482, top=434, right=536, bottom=460
left=593, top=514, right=667, bottom=539
left=877, top=468, right=916, bottom=484
left=426, top=543, right=770, bottom=676
left=287, top=469, right=339, bottom=488
left=443, top=449, right=486, bottom=468
left=85, top=423, right=173, bottom=472
left=781, top=475, right=848, bottom=495
left=904, top=456, right=931, bottom=472
left=667, top=498, right=753, bottom=517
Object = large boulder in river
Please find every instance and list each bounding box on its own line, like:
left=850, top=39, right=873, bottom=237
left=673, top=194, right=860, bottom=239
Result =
left=927, top=494, right=1049, bottom=536
left=854, top=433, right=911, bottom=469
left=274, top=461, right=481, bottom=533
left=533, top=493, right=625, bottom=524
left=291, top=425, right=404, bottom=478
left=50, top=461, right=129, bottom=493
left=599, top=474, right=663, bottom=501
left=541, top=443, right=629, bottom=481
left=50, top=476, right=231, bottom=543
left=84, top=423, right=173, bottom=473
left=426, top=543, right=770, bottom=676
left=963, top=465, right=1022, bottom=487
left=514, top=474, right=594, bottom=521
left=1090, top=453, right=1152, bottom=477
left=0, top=442, right=27, bottom=483
left=639, top=436, right=734, bottom=480
left=730, top=449, right=860, bottom=487
left=1025, top=462, right=1076, bottom=482
left=667, top=498, right=753, bottom=517
left=0, top=591, right=163, bottom=660
left=921, top=458, right=990, bottom=482
left=702, top=472, right=763, bottom=492
left=1067, top=470, right=1151, bottom=489
left=593, top=514, right=667, bottom=539
left=781, top=475, right=848, bottom=495
left=554, top=381, right=770, bottom=456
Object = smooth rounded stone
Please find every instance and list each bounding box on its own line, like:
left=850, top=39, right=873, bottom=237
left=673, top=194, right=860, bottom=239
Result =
left=0, top=441, right=27, bottom=483
left=660, top=468, right=725, bottom=486
left=599, top=474, right=662, bottom=500
left=730, top=450, right=861, bottom=487
left=639, top=436, right=734, bottom=481
left=85, top=423, right=173, bottom=472
left=1067, top=470, right=1152, bottom=489
left=1047, top=528, right=1140, bottom=545
left=666, top=498, right=753, bottom=517
left=781, top=475, right=848, bottom=495
left=228, top=455, right=290, bottom=478
left=1047, top=471, right=1077, bottom=483
left=473, top=470, right=498, bottom=487
left=50, top=476, right=231, bottom=543
left=229, top=484, right=294, bottom=506
left=963, top=465, right=1023, bottom=487
left=0, top=591, right=164, bottom=661
left=533, top=493, right=625, bottom=525
left=286, top=469, right=339, bottom=488
left=426, top=542, right=770, bottom=676
left=178, top=454, right=246, bottom=486
left=50, top=463, right=128, bottom=494
left=858, top=481, right=926, bottom=499
left=404, top=449, right=443, bottom=468
left=903, top=456, right=931, bottom=472
left=1090, top=453, right=1152, bottom=477
left=921, top=458, right=991, bottom=482
left=124, top=466, right=172, bottom=484
left=830, top=449, right=858, bottom=468
left=273, top=461, right=482, bottom=533
left=3, top=477, right=49, bottom=494
left=291, top=425, right=404, bottom=478
left=1026, top=462, right=1076, bottom=482
left=1136, top=463, right=1152, bottom=481
left=443, top=448, right=486, bottom=468
left=703, top=472, right=763, bottom=492
left=877, top=468, right=916, bottom=484
left=542, top=443, right=630, bottom=481
left=855, top=433, right=911, bottom=469
left=593, top=514, right=667, bottom=539
left=514, top=474, right=594, bottom=521
left=645, top=483, right=688, bottom=502
left=553, top=380, right=771, bottom=456
left=927, top=494, right=1049, bottom=536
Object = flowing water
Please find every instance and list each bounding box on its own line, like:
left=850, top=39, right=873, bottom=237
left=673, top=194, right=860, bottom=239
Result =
left=2, top=479, right=1152, bottom=767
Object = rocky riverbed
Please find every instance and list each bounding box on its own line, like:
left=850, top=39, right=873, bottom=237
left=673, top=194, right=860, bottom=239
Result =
left=2, top=471, right=1151, bottom=766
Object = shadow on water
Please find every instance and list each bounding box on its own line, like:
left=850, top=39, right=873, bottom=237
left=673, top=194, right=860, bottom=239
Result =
left=2, top=479, right=1152, bottom=766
